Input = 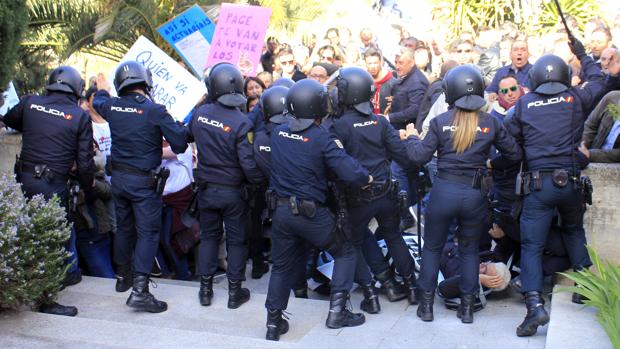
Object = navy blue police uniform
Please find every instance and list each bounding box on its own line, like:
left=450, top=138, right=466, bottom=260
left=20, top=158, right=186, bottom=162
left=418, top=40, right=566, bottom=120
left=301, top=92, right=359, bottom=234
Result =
left=266, top=122, right=370, bottom=311
left=189, top=101, right=265, bottom=281
left=92, top=90, right=188, bottom=277
left=5, top=93, right=95, bottom=201
left=2, top=66, right=94, bottom=317
left=504, top=53, right=615, bottom=296
left=407, top=110, right=521, bottom=300
left=332, top=110, right=418, bottom=302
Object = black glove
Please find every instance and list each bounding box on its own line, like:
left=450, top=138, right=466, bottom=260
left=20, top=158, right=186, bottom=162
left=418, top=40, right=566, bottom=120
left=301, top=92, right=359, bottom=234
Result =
left=568, top=36, right=586, bottom=58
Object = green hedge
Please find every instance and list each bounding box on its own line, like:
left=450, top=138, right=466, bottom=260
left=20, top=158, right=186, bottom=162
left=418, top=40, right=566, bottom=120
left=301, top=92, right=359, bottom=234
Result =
left=0, top=174, right=71, bottom=310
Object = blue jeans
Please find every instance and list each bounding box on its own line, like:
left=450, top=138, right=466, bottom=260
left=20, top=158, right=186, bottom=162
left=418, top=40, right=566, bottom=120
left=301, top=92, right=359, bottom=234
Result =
left=519, top=175, right=591, bottom=293
left=76, top=229, right=115, bottom=278
left=418, top=178, right=485, bottom=295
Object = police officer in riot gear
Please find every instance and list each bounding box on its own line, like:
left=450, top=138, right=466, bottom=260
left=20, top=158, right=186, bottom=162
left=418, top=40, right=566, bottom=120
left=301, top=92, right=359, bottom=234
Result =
left=188, top=63, right=265, bottom=309
left=92, top=60, right=188, bottom=313
left=330, top=67, right=417, bottom=311
left=3, top=65, right=95, bottom=317
left=403, top=64, right=522, bottom=324
left=504, top=37, right=619, bottom=337
left=265, top=79, right=373, bottom=341
left=254, top=85, right=290, bottom=177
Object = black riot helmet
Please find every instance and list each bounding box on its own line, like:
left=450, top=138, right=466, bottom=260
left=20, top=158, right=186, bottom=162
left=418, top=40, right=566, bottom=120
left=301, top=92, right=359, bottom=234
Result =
left=261, top=85, right=289, bottom=124
left=114, top=61, right=153, bottom=95
left=46, top=66, right=84, bottom=98
left=272, top=77, right=295, bottom=88
left=208, top=63, right=246, bottom=107
left=286, top=79, right=328, bottom=132
left=443, top=64, right=486, bottom=111
left=529, top=54, right=571, bottom=95
left=336, top=67, right=375, bottom=115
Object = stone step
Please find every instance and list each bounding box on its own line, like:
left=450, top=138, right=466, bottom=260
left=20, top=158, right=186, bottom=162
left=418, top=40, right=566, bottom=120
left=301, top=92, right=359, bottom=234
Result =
left=55, top=276, right=326, bottom=343
left=0, top=276, right=549, bottom=348
left=0, top=310, right=292, bottom=349
left=545, top=286, right=613, bottom=349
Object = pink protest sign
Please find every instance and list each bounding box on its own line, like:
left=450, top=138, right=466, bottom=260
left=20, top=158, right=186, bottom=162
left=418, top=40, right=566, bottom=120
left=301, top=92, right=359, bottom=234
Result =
left=206, top=3, right=271, bottom=77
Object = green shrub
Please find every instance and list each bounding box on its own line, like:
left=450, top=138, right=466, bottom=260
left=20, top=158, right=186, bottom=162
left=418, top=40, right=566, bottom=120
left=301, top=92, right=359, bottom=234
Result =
left=559, top=246, right=620, bottom=349
left=0, top=174, right=71, bottom=310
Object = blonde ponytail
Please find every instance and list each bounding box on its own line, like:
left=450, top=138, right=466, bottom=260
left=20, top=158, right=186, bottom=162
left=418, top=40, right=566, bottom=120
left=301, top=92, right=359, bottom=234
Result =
left=451, top=109, right=479, bottom=154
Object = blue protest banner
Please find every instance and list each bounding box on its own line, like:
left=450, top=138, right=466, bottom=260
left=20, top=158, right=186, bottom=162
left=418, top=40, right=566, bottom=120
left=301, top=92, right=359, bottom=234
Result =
left=157, top=5, right=215, bottom=77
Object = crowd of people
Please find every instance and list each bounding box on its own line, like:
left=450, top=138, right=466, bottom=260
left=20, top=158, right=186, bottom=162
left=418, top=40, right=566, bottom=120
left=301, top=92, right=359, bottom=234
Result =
left=2, top=11, right=620, bottom=342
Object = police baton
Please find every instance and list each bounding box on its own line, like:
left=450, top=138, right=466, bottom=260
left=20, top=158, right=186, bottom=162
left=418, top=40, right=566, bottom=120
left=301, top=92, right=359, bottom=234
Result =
left=323, top=70, right=340, bottom=87
left=553, top=0, right=574, bottom=41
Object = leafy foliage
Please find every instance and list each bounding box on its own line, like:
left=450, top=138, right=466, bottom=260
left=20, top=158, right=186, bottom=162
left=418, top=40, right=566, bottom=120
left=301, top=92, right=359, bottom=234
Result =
left=257, top=0, right=329, bottom=33
left=558, top=246, right=620, bottom=348
left=431, top=0, right=600, bottom=39
left=0, top=175, right=71, bottom=310
left=0, top=1, right=29, bottom=91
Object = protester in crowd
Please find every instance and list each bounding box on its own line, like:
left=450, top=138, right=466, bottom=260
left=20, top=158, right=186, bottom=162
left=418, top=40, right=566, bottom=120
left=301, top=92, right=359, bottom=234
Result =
left=486, top=38, right=531, bottom=100
left=244, top=77, right=266, bottom=100
left=359, top=27, right=376, bottom=54
left=156, top=139, right=194, bottom=281
left=601, top=48, right=620, bottom=75
left=256, top=71, right=273, bottom=89
left=364, top=48, right=396, bottom=115
left=277, top=47, right=307, bottom=81
left=589, top=27, right=613, bottom=67
left=315, top=44, right=336, bottom=65
left=386, top=46, right=429, bottom=229
left=450, top=39, right=476, bottom=65
left=499, top=35, right=515, bottom=66
left=489, top=75, right=525, bottom=121
left=582, top=90, right=620, bottom=163
left=308, top=65, right=329, bottom=84
left=74, top=143, right=115, bottom=279
left=261, top=36, right=280, bottom=73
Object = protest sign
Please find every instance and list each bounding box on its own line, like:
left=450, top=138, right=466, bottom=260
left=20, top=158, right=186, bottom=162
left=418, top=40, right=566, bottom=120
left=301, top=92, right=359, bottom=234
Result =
left=0, top=82, right=19, bottom=117
left=117, top=36, right=207, bottom=121
left=157, top=5, right=215, bottom=77
left=206, top=3, right=271, bottom=77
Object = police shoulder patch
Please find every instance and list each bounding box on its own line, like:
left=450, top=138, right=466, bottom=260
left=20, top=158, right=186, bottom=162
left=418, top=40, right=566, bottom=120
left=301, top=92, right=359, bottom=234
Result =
left=334, top=139, right=344, bottom=149
left=247, top=131, right=254, bottom=144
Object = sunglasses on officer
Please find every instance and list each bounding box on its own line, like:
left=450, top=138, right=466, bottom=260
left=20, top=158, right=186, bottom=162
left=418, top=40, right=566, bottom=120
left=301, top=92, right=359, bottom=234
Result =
left=499, top=85, right=518, bottom=94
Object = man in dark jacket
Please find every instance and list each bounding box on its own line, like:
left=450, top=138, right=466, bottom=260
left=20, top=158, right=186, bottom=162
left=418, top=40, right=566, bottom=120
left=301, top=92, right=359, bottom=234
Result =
left=386, top=46, right=429, bottom=228
left=583, top=90, right=620, bottom=162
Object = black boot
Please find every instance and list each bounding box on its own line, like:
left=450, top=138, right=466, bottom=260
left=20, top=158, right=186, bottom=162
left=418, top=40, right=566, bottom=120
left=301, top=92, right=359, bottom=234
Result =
left=571, top=284, right=588, bottom=304
left=38, top=302, right=78, bottom=317
left=325, top=291, right=366, bottom=329
left=265, top=309, right=289, bottom=341
left=374, top=269, right=407, bottom=302
left=416, top=290, right=434, bottom=322
left=115, top=264, right=132, bottom=293
left=227, top=279, right=250, bottom=309
left=359, top=284, right=381, bottom=314
left=62, top=271, right=82, bottom=289
left=293, top=288, right=308, bottom=299
left=198, top=275, right=213, bottom=306
left=126, top=274, right=167, bottom=313
left=252, top=257, right=270, bottom=279
left=516, top=291, right=549, bottom=337
left=403, top=274, right=419, bottom=305
left=457, top=294, right=475, bottom=324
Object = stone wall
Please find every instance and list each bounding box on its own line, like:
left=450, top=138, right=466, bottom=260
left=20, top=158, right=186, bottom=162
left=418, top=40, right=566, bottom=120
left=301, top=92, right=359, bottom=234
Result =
left=0, top=129, right=21, bottom=175
left=582, top=163, right=620, bottom=266
left=1, top=129, right=618, bottom=264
